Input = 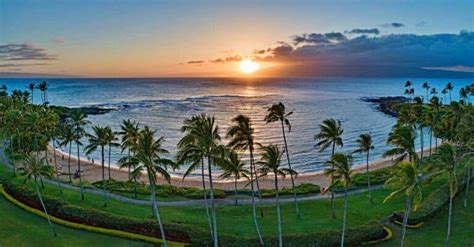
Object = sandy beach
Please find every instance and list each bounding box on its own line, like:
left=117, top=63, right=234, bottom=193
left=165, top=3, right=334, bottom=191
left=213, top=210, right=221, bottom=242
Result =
left=42, top=144, right=436, bottom=190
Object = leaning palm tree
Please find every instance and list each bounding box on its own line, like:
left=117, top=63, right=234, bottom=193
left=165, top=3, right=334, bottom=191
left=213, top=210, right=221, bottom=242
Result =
left=264, top=103, right=300, bottom=219
left=324, top=153, right=353, bottom=247
left=422, top=82, right=430, bottom=103
left=84, top=125, right=109, bottom=207
left=384, top=162, right=424, bottom=247
left=314, top=118, right=344, bottom=218
left=70, top=111, right=90, bottom=200
left=105, top=126, right=119, bottom=180
left=383, top=124, right=417, bottom=164
left=127, top=126, right=174, bottom=247
left=18, top=154, right=57, bottom=237
left=59, top=124, right=74, bottom=183
left=219, top=150, right=250, bottom=205
left=119, top=119, right=140, bottom=179
left=353, top=133, right=374, bottom=203
left=257, top=144, right=296, bottom=247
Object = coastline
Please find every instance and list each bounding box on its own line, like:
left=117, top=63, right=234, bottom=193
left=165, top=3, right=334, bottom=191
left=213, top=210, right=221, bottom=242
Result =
left=45, top=144, right=436, bottom=190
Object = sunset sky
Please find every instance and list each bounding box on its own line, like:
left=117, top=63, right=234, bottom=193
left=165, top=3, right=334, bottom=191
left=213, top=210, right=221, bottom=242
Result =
left=0, top=0, right=473, bottom=77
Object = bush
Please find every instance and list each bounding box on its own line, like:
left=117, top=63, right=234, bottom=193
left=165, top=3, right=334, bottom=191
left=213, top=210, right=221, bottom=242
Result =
left=260, top=183, right=321, bottom=198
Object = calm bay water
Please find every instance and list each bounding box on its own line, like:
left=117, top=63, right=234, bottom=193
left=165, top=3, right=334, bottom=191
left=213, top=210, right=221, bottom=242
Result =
left=1, top=77, right=472, bottom=178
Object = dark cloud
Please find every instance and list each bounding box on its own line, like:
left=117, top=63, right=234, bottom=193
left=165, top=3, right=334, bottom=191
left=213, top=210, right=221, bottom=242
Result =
left=381, top=22, right=405, bottom=28
left=253, top=49, right=267, bottom=54
left=0, top=63, right=49, bottom=67
left=264, top=31, right=474, bottom=77
left=0, top=43, right=56, bottom=61
left=346, top=28, right=380, bottom=35
left=292, top=32, right=347, bottom=45
left=210, top=55, right=242, bottom=63
left=415, top=21, right=427, bottom=27
left=187, top=60, right=205, bottom=64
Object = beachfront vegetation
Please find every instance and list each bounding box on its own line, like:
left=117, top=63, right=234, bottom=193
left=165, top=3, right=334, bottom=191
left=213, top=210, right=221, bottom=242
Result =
left=0, top=80, right=472, bottom=246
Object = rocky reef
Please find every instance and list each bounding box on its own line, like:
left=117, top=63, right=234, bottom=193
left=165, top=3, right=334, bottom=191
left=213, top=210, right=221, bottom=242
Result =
left=360, top=96, right=408, bottom=117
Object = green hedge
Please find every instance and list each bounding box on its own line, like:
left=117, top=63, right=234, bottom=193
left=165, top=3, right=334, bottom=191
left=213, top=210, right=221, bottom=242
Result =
left=260, top=183, right=321, bottom=198
left=333, top=167, right=391, bottom=192
left=1, top=178, right=387, bottom=246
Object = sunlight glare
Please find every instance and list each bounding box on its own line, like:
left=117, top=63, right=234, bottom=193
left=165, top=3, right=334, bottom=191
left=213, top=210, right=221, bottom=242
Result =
left=240, top=59, right=260, bottom=74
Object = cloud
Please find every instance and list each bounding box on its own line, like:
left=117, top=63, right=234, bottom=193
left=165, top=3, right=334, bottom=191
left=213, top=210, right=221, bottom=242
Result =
left=0, top=63, right=49, bottom=68
left=292, top=32, right=347, bottom=45
left=0, top=43, right=56, bottom=61
left=187, top=60, right=205, bottom=64
left=415, top=21, right=427, bottom=27
left=422, top=65, right=474, bottom=73
left=346, top=28, right=380, bottom=35
left=381, top=22, right=405, bottom=28
left=210, top=55, right=242, bottom=63
left=52, top=37, right=66, bottom=45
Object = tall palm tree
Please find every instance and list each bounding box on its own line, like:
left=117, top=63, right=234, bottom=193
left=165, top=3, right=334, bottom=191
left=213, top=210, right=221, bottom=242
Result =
left=119, top=119, right=140, bottom=180
left=70, top=111, right=90, bottom=200
left=354, top=133, right=374, bottom=203
left=85, top=125, right=109, bottom=207
left=430, top=96, right=442, bottom=151
left=384, top=162, right=424, bottom=247
left=441, top=88, right=448, bottom=105
left=27, top=82, right=35, bottom=104
left=219, top=150, right=249, bottom=205
left=105, top=126, right=119, bottom=180
left=226, top=114, right=264, bottom=243
left=264, top=103, right=300, bottom=219
left=314, top=118, right=344, bottom=219
left=445, top=82, right=454, bottom=104
left=460, top=87, right=469, bottom=104
left=36, top=81, right=49, bottom=104
left=413, top=97, right=426, bottom=163
left=127, top=126, right=174, bottom=247
left=422, top=82, right=430, bottom=103
left=324, top=153, right=353, bottom=247
left=59, top=124, right=74, bottom=183
left=383, top=124, right=416, bottom=164
left=257, top=144, right=296, bottom=247
left=404, top=81, right=413, bottom=101
left=18, top=154, right=57, bottom=237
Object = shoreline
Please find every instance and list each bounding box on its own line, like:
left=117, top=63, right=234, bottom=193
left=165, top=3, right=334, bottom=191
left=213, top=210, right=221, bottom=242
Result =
left=45, top=144, right=437, bottom=190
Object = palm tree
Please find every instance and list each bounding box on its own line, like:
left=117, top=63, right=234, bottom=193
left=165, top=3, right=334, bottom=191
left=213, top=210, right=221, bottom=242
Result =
left=59, top=124, right=74, bottom=183
left=314, top=118, right=344, bottom=218
left=430, top=96, right=442, bottom=151
left=430, top=144, right=468, bottom=247
left=219, top=150, right=249, bottom=205
left=354, top=133, right=374, bottom=203
left=264, top=103, right=300, bottom=219
left=70, top=111, right=90, bottom=200
left=18, top=154, right=57, bottom=237
left=27, top=82, right=35, bottom=104
left=413, top=97, right=426, bottom=163
left=324, top=153, right=353, bottom=247
left=36, top=81, right=49, bottom=104
left=257, top=144, right=296, bottom=247
left=445, top=82, right=454, bottom=104
left=127, top=126, right=174, bottom=247
left=383, top=124, right=416, bottom=164
left=104, top=126, right=119, bottom=180
left=422, top=82, right=430, bottom=103
left=85, top=125, right=109, bottom=207
left=384, top=162, right=424, bottom=247
left=460, top=87, right=469, bottom=104
left=119, top=119, right=140, bottom=180
left=441, top=88, right=448, bottom=105
left=404, top=81, right=413, bottom=101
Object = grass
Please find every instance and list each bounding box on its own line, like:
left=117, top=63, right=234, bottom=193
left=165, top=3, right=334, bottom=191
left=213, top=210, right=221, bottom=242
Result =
left=0, top=195, right=153, bottom=247
left=377, top=189, right=474, bottom=247
left=0, top=164, right=446, bottom=237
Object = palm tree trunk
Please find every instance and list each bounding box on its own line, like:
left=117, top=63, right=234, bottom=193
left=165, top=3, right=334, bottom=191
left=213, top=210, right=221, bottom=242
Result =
left=249, top=150, right=264, bottom=245
left=330, top=142, right=336, bottom=219
left=419, top=127, right=424, bottom=165
left=68, top=142, right=72, bottom=183
left=445, top=184, right=454, bottom=247
left=275, top=172, right=283, bottom=247
left=465, top=168, right=471, bottom=207
left=207, top=158, right=218, bottom=247
left=128, top=149, right=131, bottom=180
left=151, top=182, right=167, bottom=247
left=201, top=159, right=214, bottom=240
left=77, top=143, right=84, bottom=201
left=108, top=145, right=111, bottom=180
left=234, top=177, right=238, bottom=206
left=101, top=145, right=107, bottom=207
left=429, top=129, right=433, bottom=156
left=35, top=178, right=57, bottom=237
left=366, top=151, right=372, bottom=203
left=341, top=186, right=349, bottom=247
left=251, top=154, right=264, bottom=218
left=52, top=140, right=62, bottom=195
left=280, top=121, right=300, bottom=219
left=400, top=195, right=412, bottom=247
left=11, top=137, right=16, bottom=177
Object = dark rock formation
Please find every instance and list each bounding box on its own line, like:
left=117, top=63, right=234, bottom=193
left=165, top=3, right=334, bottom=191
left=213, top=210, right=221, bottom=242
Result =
left=361, top=96, right=408, bottom=117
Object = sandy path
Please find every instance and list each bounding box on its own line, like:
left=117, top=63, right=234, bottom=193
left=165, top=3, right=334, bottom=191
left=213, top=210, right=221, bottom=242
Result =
left=45, top=145, right=433, bottom=190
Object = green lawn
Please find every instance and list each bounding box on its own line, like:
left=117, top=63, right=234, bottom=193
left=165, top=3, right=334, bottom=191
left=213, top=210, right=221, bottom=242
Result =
left=0, top=195, right=153, bottom=247
left=377, top=189, right=474, bottom=247
left=0, top=164, right=446, bottom=237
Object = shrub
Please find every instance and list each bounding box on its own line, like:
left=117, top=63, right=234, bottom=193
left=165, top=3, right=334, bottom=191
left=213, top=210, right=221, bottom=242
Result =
left=260, top=183, right=321, bottom=198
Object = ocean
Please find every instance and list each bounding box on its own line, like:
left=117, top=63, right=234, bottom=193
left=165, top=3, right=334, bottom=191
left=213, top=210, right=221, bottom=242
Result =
left=1, top=77, right=471, bottom=177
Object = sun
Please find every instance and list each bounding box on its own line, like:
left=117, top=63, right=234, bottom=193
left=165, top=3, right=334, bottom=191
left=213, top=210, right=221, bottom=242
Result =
left=240, top=59, right=260, bottom=74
